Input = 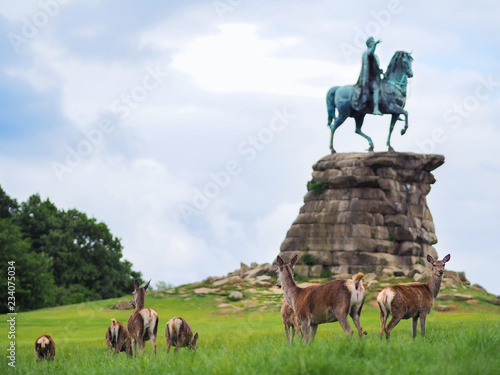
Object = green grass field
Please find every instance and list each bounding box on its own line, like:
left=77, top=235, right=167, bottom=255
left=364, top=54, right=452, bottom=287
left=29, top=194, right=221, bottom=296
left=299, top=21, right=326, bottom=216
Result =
left=2, top=283, right=499, bottom=375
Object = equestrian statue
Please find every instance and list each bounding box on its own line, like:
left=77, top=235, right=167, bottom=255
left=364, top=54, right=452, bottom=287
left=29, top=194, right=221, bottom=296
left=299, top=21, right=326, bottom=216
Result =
left=326, top=37, right=414, bottom=153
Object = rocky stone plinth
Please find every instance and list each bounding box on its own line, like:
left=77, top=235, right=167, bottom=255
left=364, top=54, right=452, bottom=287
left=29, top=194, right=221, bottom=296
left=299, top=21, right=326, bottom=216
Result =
left=278, top=152, right=445, bottom=276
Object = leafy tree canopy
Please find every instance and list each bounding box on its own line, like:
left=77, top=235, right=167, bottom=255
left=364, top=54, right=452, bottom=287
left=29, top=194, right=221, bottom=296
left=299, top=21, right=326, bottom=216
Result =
left=0, top=185, right=143, bottom=312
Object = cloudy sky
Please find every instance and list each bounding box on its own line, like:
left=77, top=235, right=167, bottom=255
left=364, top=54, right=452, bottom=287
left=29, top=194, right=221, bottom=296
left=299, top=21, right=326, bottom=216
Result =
left=1, top=0, right=499, bottom=294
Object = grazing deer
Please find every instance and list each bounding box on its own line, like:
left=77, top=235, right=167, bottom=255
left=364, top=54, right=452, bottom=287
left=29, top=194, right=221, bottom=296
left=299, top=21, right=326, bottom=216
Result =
left=165, top=317, right=198, bottom=353
left=281, top=300, right=303, bottom=343
left=377, top=254, right=451, bottom=340
left=35, top=334, right=55, bottom=361
left=276, top=254, right=366, bottom=343
left=127, top=279, right=159, bottom=356
left=106, top=319, right=132, bottom=356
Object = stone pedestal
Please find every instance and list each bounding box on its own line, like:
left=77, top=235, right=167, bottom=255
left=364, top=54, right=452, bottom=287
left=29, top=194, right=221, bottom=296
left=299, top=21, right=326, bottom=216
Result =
left=278, top=152, right=445, bottom=277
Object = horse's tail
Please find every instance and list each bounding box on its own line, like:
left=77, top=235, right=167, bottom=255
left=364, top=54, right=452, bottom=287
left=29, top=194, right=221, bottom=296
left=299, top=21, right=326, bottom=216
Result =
left=326, top=86, right=340, bottom=127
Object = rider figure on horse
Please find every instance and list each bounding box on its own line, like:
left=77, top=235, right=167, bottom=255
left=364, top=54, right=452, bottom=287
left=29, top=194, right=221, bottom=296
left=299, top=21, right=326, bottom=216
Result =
left=352, top=37, right=383, bottom=115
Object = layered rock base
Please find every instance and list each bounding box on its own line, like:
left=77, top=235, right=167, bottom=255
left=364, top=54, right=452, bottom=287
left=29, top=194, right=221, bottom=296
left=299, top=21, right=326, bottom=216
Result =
left=278, top=152, right=445, bottom=277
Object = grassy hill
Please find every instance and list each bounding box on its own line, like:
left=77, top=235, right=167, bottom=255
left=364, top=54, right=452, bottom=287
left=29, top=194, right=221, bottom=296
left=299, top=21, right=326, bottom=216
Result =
left=2, top=271, right=499, bottom=375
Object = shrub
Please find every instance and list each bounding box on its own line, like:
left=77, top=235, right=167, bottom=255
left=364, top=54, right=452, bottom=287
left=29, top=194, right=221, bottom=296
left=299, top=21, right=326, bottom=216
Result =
left=302, top=253, right=316, bottom=266
left=307, top=180, right=327, bottom=194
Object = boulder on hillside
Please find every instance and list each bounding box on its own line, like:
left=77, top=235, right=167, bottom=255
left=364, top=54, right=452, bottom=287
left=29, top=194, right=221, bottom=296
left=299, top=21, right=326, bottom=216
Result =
left=194, top=287, right=219, bottom=294
left=228, top=291, right=243, bottom=301
left=113, top=301, right=132, bottom=309
left=407, top=264, right=428, bottom=278
left=213, top=276, right=243, bottom=286
left=453, top=293, right=474, bottom=301
left=244, top=264, right=271, bottom=279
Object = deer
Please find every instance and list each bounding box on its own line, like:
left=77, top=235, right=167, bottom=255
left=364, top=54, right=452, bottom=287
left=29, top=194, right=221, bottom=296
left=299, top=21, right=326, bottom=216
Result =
left=276, top=254, right=366, bottom=343
left=35, top=334, right=55, bottom=361
left=281, top=300, right=303, bottom=343
left=377, top=254, right=451, bottom=340
left=127, top=279, right=159, bottom=356
left=105, top=318, right=132, bottom=356
left=165, top=317, right=198, bottom=352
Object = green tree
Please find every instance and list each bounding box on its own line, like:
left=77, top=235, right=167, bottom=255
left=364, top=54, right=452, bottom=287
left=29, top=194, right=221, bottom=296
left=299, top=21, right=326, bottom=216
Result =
left=0, top=219, right=55, bottom=313
left=0, top=185, right=18, bottom=218
left=1, top=186, right=143, bottom=310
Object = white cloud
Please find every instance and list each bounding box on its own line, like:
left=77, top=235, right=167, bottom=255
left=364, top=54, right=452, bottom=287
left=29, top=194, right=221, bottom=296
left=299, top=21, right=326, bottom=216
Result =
left=170, top=23, right=357, bottom=97
left=72, top=23, right=107, bottom=38
left=7, top=40, right=172, bottom=129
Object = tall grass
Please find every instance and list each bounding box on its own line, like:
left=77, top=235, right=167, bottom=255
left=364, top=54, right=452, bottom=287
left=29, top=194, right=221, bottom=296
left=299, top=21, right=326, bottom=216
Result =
left=2, top=295, right=499, bottom=375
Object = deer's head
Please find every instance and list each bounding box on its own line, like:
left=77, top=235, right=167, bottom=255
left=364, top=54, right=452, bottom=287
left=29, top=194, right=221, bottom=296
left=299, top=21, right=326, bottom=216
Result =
left=189, top=333, right=199, bottom=350
left=130, top=279, right=151, bottom=308
left=427, top=254, right=450, bottom=277
left=276, top=254, right=298, bottom=288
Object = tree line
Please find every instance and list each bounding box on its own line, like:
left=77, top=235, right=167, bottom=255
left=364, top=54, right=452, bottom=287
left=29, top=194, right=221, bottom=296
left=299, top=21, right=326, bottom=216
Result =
left=0, top=185, right=143, bottom=313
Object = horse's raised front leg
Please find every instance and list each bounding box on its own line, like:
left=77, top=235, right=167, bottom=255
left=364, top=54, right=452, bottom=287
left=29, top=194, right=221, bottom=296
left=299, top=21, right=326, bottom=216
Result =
left=354, top=115, right=373, bottom=151
left=401, top=110, right=409, bottom=135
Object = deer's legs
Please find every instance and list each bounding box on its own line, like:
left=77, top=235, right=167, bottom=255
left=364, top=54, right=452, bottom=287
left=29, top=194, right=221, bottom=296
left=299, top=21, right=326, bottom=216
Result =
left=284, top=324, right=291, bottom=343
left=131, top=339, right=137, bottom=357
left=310, top=324, right=318, bottom=342
left=351, top=311, right=364, bottom=338
left=150, top=333, right=157, bottom=354
left=137, top=339, right=145, bottom=355
left=338, top=316, right=354, bottom=337
left=293, top=317, right=302, bottom=339
left=378, top=303, right=388, bottom=340
left=420, top=315, right=427, bottom=336
left=384, top=315, right=403, bottom=340
left=412, top=317, right=419, bottom=339
left=301, top=320, right=310, bottom=344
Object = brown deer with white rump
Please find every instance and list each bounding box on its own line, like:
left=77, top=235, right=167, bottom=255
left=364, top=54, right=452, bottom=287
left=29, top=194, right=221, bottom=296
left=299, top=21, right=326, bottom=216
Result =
left=105, top=319, right=132, bottom=356
left=35, top=334, right=55, bottom=361
left=165, top=317, right=198, bottom=352
left=127, top=279, right=159, bottom=356
left=281, top=300, right=303, bottom=343
left=377, top=254, right=451, bottom=340
left=276, top=254, right=366, bottom=343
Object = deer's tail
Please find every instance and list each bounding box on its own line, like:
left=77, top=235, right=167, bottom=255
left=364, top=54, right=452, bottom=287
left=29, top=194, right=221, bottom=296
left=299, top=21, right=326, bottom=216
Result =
left=352, top=272, right=365, bottom=288
left=110, top=319, right=119, bottom=341
left=376, top=289, right=392, bottom=319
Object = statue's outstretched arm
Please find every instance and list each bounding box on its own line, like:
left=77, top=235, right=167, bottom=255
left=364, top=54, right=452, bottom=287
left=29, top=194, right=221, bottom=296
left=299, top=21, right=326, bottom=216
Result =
left=370, top=39, right=382, bottom=54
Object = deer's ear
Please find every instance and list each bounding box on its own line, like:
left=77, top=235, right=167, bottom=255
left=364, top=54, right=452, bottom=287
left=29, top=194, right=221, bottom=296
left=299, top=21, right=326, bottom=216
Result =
left=291, top=254, right=298, bottom=268
left=134, top=279, right=140, bottom=289
left=277, top=256, right=284, bottom=267
left=144, top=279, right=151, bottom=290
left=426, top=255, right=435, bottom=264
left=442, top=254, right=451, bottom=263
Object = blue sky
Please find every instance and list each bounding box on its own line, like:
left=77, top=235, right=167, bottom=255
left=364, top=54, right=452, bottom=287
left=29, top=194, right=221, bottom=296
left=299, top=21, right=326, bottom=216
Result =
left=1, top=0, right=499, bottom=294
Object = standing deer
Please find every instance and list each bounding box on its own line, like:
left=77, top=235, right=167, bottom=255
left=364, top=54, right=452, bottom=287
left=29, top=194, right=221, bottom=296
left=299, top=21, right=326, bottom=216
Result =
left=105, top=318, right=132, bottom=356
left=281, top=300, right=303, bottom=343
left=35, top=334, right=55, bottom=361
left=377, top=254, right=451, bottom=340
left=276, top=254, right=366, bottom=343
left=165, top=317, right=198, bottom=352
left=127, top=279, right=159, bottom=356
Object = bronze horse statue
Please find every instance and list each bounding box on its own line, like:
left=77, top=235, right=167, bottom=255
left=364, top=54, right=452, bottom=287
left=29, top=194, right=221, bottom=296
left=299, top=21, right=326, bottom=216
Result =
left=326, top=51, right=414, bottom=153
